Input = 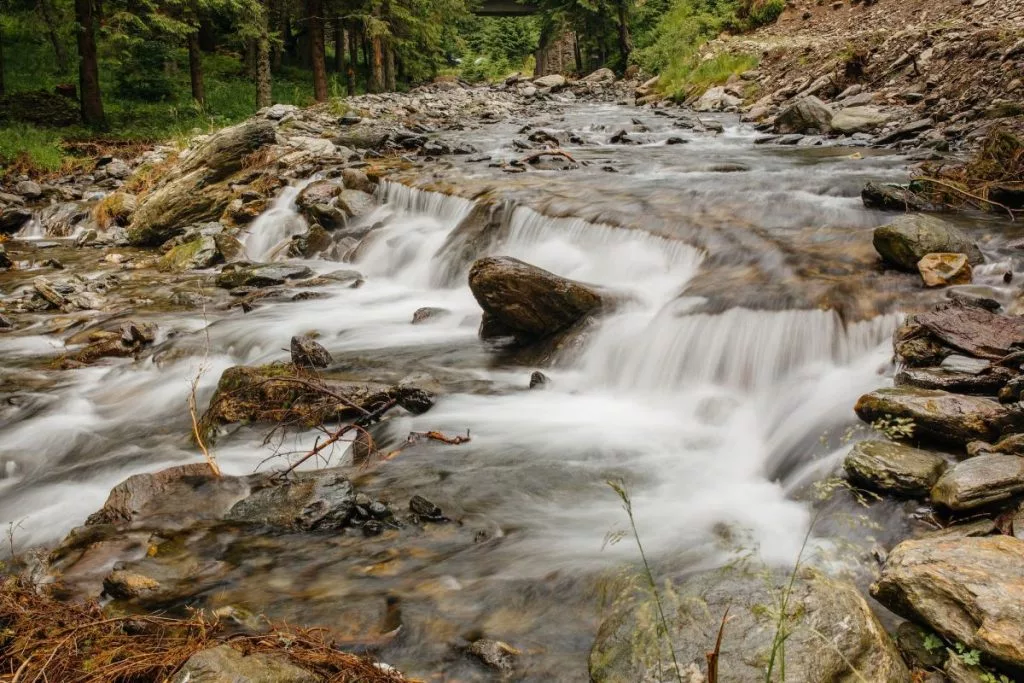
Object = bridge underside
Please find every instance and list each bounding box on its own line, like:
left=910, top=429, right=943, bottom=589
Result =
left=476, top=0, right=538, bottom=16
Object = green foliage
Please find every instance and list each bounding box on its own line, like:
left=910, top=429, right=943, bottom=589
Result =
left=114, top=40, right=177, bottom=102
left=747, top=0, right=785, bottom=27
left=922, top=632, right=944, bottom=652
left=0, top=123, right=67, bottom=172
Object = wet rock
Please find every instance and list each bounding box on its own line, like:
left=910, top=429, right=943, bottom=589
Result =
left=871, top=536, right=1024, bottom=668
left=873, top=215, right=983, bottom=273
left=894, top=321, right=951, bottom=367
left=529, top=371, right=548, bottom=389
left=844, top=440, right=948, bottom=497
left=0, top=313, right=12, bottom=329
left=861, top=181, right=929, bottom=212
left=128, top=120, right=276, bottom=246
left=830, top=106, right=891, bottom=133
left=919, top=253, right=972, bottom=287
left=289, top=224, right=333, bottom=258
left=931, top=454, right=1024, bottom=510
left=775, top=96, right=834, bottom=134
left=581, top=67, right=615, bottom=84
left=895, top=621, right=946, bottom=670
left=877, top=118, right=934, bottom=145
left=85, top=463, right=234, bottom=526
left=466, top=639, right=520, bottom=674
left=533, top=74, right=567, bottom=90
left=855, top=387, right=1024, bottom=446
left=0, top=244, right=11, bottom=269
left=433, top=202, right=512, bottom=287
left=914, top=301, right=1024, bottom=361
left=296, top=179, right=342, bottom=210
left=1001, top=377, right=1024, bottom=403
left=340, top=168, right=375, bottom=194
left=15, top=180, right=42, bottom=199
left=170, top=645, right=318, bottom=683
left=103, top=569, right=161, bottom=600
left=159, top=235, right=220, bottom=272
left=411, top=307, right=448, bottom=324
left=0, top=206, right=32, bottom=234
left=227, top=471, right=355, bottom=530
left=409, top=495, right=445, bottom=522
left=693, top=86, right=742, bottom=112
left=945, top=655, right=988, bottom=683
left=895, top=366, right=1013, bottom=395
left=216, top=263, right=314, bottom=289
left=922, top=518, right=998, bottom=540
left=336, top=189, right=376, bottom=218
left=104, top=158, right=131, bottom=180
left=290, top=335, right=332, bottom=369
left=468, top=256, right=604, bottom=345
left=591, top=564, right=909, bottom=682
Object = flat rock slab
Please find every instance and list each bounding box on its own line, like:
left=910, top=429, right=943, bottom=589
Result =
left=171, top=645, right=319, bottom=683
left=931, top=454, right=1024, bottom=510
left=855, top=387, right=1024, bottom=446
left=916, top=302, right=1024, bottom=360
left=872, top=536, right=1024, bottom=669
left=844, top=440, right=947, bottom=497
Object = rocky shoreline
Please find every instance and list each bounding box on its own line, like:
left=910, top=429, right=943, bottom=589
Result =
left=1, top=66, right=1024, bottom=681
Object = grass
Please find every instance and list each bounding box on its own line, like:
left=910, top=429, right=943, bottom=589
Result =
left=665, top=52, right=759, bottom=98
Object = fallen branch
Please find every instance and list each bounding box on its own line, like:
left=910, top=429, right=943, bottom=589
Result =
left=406, top=430, right=471, bottom=445
left=913, top=175, right=1019, bottom=221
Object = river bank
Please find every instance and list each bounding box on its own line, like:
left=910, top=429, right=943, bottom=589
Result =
left=1, top=73, right=1023, bottom=681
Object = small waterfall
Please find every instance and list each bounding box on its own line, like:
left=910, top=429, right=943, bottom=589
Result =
left=241, top=181, right=313, bottom=261
left=16, top=217, right=44, bottom=240
left=376, top=181, right=475, bottom=223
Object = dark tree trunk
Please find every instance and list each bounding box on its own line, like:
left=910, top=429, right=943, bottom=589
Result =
left=0, top=20, right=5, bottom=97
left=245, top=38, right=257, bottom=77
left=75, top=0, right=104, bottom=127
left=39, top=0, right=70, bottom=74
left=333, top=15, right=344, bottom=73
left=384, top=39, right=395, bottom=91
left=369, top=35, right=384, bottom=93
left=306, top=0, right=328, bottom=101
left=573, top=33, right=582, bottom=73
left=188, top=31, right=205, bottom=104
left=270, top=0, right=283, bottom=71
left=256, top=1, right=273, bottom=108
left=347, top=20, right=358, bottom=95
left=616, top=1, right=632, bottom=67
left=198, top=18, right=216, bottom=51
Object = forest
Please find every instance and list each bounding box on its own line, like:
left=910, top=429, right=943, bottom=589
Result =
left=0, top=0, right=781, bottom=171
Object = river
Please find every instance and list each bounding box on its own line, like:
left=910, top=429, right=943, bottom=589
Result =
left=1, top=101, right=1017, bottom=680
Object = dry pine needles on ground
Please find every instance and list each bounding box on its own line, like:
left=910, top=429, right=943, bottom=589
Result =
left=0, top=576, right=410, bottom=683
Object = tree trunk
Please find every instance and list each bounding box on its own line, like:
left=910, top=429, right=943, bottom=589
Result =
left=245, top=38, right=257, bottom=77
left=384, top=39, right=395, bottom=91
left=573, top=33, right=582, bottom=73
left=270, top=0, right=283, bottom=71
left=370, top=36, right=384, bottom=93
left=347, top=21, right=357, bottom=95
left=198, top=18, right=216, bottom=51
left=188, top=31, right=205, bottom=105
left=0, top=20, right=5, bottom=97
left=39, top=0, right=70, bottom=74
left=616, top=0, right=632, bottom=68
left=333, top=15, right=344, bottom=73
left=306, top=0, right=328, bottom=101
left=256, top=2, right=273, bottom=108
left=75, top=0, right=105, bottom=127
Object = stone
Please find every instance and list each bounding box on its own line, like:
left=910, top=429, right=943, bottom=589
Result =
left=831, top=106, right=891, bottom=133
left=215, top=263, right=314, bottom=289
left=918, top=253, right=972, bottom=287
left=895, top=366, right=1013, bottom=395
left=0, top=244, right=11, bottom=269
left=591, top=564, right=909, bottom=682
left=872, top=536, right=1024, bottom=669
left=0, top=206, right=32, bottom=234
left=170, top=645, right=318, bottom=683
left=914, top=301, right=1024, bottom=361
left=533, top=74, right=567, bottom=90
left=855, top=387, right=1024, bottom=446
left=931, top=454, right=1024, bottom=510
left=411, top=307, right=449, bottom=324
left=844, top=440, right=948, bottom=497
left=873, top=214, right=983, bottom=272
left=290, top=335, right=332, bottom=369
left=693, top=86, right=742, bottom=112
left=468, top=256, right=604, bottom=345
left=466, top=639, right=520, bottom=673
left=529, top=371, right=548, bottom=389
left=862, top=182, right=928, bottom=211
left=159, top=235, right=220, bottom=272
left=85, top=463, right=233, bottom=526
left=775, top=96, right=834, bottom=134
left=296, top=180, right=342, bottom=210
left=128, top=120, right=277, bottom=246
left=409, top=495, right=444, bottom=521
left=262, top=103, right=298, bottom=120
left=340, top=168, right=375, bottom=194
left=336, top=189, right=376, bottom=218
left=895, top=621, right=946, bottom=670
left=104, top=159, right=131, bottom=179
left=992, top=434, right=1024, bottom=455
left=103, top=569, right=160, bottom=599
left=15, top=180, right=42, bottom=199
left=227, top=471, right=356, bottom=530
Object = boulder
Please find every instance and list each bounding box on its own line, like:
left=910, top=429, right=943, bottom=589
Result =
left=226, top=471, right=355, bottom=530
left=919, top=252, right=972, bottom=287
left=170, top=645, right=318, bottom=683
left=854, top=387, right=1024, bottom=446
left=913, top=301, right=1024, bottom=361
left=336, top=189, right=376, bottom=218
left=844, top=440, right=948, bottom=497
left=340, top=168, right=375, bottom=194
left=533, top=74, right=567, bottom=90
left=159, top=235, right=220, bottom=272
left=873, top=215, right=983, bottom=272
left=591, top=564, right=909, bottom=682
left=128, top=120, right=276, bottom=246
left=895, top=366, right=1014, bottom=396
left=38, top=201, right=91, bottom=237
left=871, top=536, right=1024, bottom=669
left=0, top=206, right=33, bottom=234
left=831, top=106, right=892, bottom=133
left=931, top=454, right=1024, bottom=510
left=433, top=202, right=512, bottom=287
left=693, top=86, right=742, bottom=112
left=468, top=256, right=604, bottom=345
left=861, top=182, right=929, bottom=212
left=215, top=263, right=314, bottom=289
left=774, top=96, right=834, bottom=134
left=296, top=180, right=342, bottom=210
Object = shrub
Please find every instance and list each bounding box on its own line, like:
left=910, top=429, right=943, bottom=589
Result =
left=748, top=0, right=786, bottom=27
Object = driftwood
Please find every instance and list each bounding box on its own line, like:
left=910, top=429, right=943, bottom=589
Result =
left=916, top=303, right=1024, bottom=360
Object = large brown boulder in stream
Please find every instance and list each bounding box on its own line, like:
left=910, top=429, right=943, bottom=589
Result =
left=872, top=214, right=983, bottom=273
left=590, top=564, right=909, bottom=683
left=128, top=120, right=277, bottom=246
left=855, top=387, right=1024, bottom=447
left=468, top=256, right=604, bottom=344
left=872, top=536, right=1024, bottom=669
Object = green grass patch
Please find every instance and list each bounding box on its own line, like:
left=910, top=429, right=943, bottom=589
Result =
left=663, top=52, right=759, bottom=98
left=0, top=124, right=70, bottom=173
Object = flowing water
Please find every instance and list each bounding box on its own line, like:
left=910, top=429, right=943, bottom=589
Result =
left=1, top=102, right=1020, bottom=679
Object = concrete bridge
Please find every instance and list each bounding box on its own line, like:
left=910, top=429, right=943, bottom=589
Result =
left=476, top=0, right=539, bottom=16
